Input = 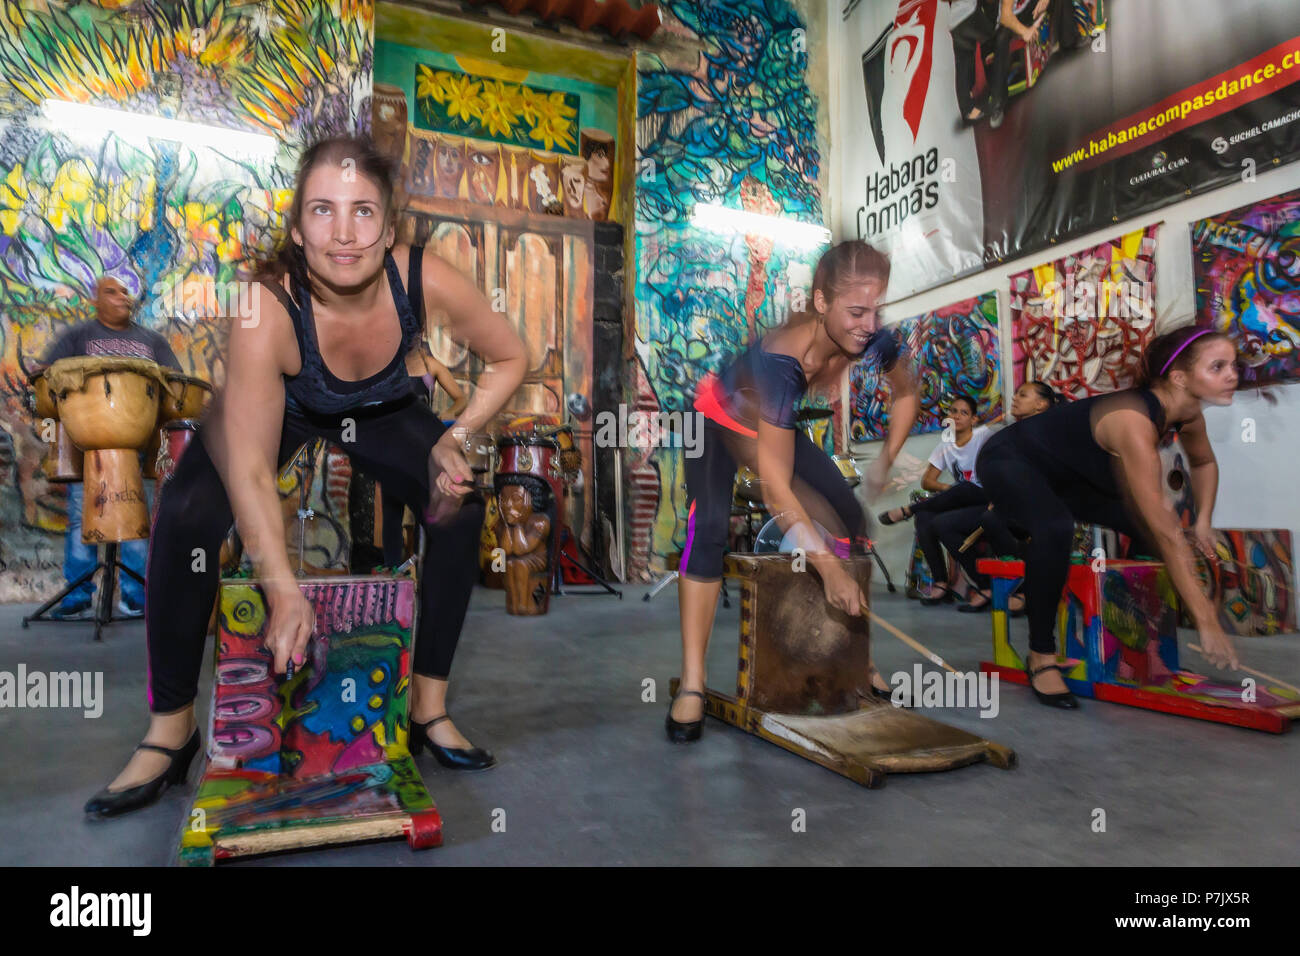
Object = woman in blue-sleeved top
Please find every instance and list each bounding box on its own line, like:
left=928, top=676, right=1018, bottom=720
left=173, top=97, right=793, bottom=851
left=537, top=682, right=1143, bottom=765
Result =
left=667, top=240, right=920, bottom=743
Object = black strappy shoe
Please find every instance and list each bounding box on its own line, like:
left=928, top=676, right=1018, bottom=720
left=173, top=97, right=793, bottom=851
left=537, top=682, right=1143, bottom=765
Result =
left=919, top=584, right=957, bottom=606
left=84, top=729, right=200, bottom=818
left=409, top=714, right=497, bottom=771
left=1026, top=662, right=1079, bottom=710
left=958, top=588, right=993, bottom=613
left=877, top=505, right=913, bottom=526
left=666, top=689, right=707, bottom=743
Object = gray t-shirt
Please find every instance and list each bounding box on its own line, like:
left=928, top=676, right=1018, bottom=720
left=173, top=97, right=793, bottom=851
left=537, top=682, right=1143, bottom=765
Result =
left=43, top=320, right=181, bottom=370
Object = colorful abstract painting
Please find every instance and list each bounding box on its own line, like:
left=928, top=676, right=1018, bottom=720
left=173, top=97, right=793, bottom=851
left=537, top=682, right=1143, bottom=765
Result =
left=180, top=575, right=441, bottom=865
left=1009, top=223, right=1159, bottom=401
left=0, top=0, right=371, bottom=599
left=849, top=292, right=1001, bottom=442
left=413, top=65, right=580, bottom=152
left=1192, top=188, right=1300, bottom=386
left=1195, top=529, right=1296, bottom=637
left=632, top=0, right=825, bottom=575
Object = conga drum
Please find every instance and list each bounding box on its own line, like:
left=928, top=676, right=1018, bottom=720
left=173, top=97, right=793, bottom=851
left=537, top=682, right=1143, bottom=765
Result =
left=146, top=372, right=213, bottom=478
left=496, top=434, right=563, bottom=503
left=152, top=419, right=199, bottom=521
left=28, top=368, right=83, bottom=482
left=48, top=357, right=164, bottom=543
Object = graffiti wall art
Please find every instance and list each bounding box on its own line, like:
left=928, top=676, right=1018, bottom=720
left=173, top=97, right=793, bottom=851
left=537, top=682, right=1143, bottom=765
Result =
left=0, top=0, right=371, bottom=598
left=849, top=291, right=1001, bottom=442
left=1010, top=223, right=1159, bottom=401
left=633, top=0, right=825, bottom=572
left=1192, top=188, right=1300, bottom=386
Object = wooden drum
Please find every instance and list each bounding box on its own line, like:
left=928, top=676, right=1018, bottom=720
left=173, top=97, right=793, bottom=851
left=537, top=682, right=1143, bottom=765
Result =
left=48, top=356, right=165, bottom=543
left=28, top=367, right=83, bottom=482
left=145, top=372, right=213, bottom=478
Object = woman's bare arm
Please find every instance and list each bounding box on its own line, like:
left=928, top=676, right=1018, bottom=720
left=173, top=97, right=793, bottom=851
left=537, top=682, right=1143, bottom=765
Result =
left=420, top=249, right=526, bottom=433
left=1177, top=414, right=1220, bottom=541
left=428, top=355, right=468, bottom=418
left=920, top=463, right=949, bottom=493
left=205, top=283, right=313, bottom=672
left=1098, top=409, right=1238, bottom=668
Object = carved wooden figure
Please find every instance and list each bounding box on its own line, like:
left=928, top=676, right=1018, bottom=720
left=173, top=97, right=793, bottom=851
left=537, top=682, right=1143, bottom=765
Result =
left=497, top=482, right=552, bottom=615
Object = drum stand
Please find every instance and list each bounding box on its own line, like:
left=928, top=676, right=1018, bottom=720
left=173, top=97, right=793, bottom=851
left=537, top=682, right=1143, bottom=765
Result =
left=22, top=542, right=146, bottom=642
left=551, top=523, right=622, bottom=599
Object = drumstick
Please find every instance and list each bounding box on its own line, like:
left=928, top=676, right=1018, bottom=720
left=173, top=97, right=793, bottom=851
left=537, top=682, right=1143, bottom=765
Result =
left=958, top=526, right=983, bottom=553
left=867, top=609, right=961, bottom=675
left=1186, top=644, right=1300, bottom=696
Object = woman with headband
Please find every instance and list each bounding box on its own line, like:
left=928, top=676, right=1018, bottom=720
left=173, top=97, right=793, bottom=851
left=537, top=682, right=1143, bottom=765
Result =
left=976, top=326, right=1241, bottom=708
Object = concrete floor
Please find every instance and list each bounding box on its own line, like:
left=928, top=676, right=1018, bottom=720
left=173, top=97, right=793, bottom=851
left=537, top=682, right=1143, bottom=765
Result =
left=1, top=580, right=1296, bottom=866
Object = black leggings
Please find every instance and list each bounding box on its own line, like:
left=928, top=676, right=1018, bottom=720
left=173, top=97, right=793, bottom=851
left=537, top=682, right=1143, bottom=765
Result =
left=145, top=397, right=484, bottom=713
left=951, top=8, right=1012, bottom=116
left=913, top=482, right=1020, bottom=591
left=978, top=442, right=1147, bottom=654
left=681, top=420, right=864, bottom=580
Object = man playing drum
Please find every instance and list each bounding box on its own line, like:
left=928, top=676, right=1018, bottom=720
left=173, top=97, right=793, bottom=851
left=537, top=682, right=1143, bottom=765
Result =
left=40, top=276, right=181, bottom=620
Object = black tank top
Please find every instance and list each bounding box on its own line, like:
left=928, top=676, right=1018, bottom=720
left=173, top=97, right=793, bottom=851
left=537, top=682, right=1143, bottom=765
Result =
left=264, top=246, right=425, bottom=417
left=982, top=387, right=1177, bottom=495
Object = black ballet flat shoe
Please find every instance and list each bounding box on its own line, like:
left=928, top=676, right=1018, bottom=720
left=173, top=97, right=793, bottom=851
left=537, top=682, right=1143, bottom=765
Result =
left=870, top=683, right=914, bottom=709
left=877, top=506, right=912, bottom=526
left=919, top=585, right=956, bottom=606
left=84, top=729, right=200, bottom=818
left=409, top=714, right=497, bottom=771
left=666, top=689, right=707, bottom=743
left=1026, top=663, right=1079, bottom=710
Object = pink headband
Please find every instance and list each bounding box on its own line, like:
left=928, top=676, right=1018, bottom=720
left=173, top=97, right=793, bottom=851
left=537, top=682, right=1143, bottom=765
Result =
left=1159, top=329, right=1214, bottom=376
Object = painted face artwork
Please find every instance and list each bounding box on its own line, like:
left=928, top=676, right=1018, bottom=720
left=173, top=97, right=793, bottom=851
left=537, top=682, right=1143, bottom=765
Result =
left=434, top=141, right=465, bottom=198
left=561, top=161, right=586, bottom=213
left=466, top=144, right=501, bottom=204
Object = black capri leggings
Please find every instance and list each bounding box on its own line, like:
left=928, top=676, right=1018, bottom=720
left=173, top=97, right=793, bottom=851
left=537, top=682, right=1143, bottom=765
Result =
left=144, top=396, right=484, bottom=713
left=913, top=481, right=1021, bottom=591
left=977, top=439, right=1147, bottom=654
left=680, top=420, right=865, bottom=580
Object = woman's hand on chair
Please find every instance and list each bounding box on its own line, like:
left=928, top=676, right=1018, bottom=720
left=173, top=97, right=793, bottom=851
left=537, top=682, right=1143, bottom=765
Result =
left=1196, top=621, right=1239, bottom=671
left=823, top=565, right=867, bottom=617
left=263, top=579, right=315, bottom=675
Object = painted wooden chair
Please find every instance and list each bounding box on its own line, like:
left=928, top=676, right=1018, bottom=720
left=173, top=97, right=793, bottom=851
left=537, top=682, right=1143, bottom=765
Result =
left=179, top=572, right=441, bottom=865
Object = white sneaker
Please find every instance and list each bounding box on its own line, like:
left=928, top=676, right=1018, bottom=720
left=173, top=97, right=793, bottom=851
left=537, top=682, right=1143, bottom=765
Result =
left=116, top=600, right=144, bottom=620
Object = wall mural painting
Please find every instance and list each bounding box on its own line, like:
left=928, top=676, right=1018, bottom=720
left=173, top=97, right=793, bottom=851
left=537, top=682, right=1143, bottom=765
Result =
left=0, top=0, right=372, bottom=599
left=849, top=292, right=1001, bottom=442
left=1192, top=188, right=1300, bottom=387
left=1010, top=223, right=1159, bottom=401
left=633, top=0, right=825, bottom=573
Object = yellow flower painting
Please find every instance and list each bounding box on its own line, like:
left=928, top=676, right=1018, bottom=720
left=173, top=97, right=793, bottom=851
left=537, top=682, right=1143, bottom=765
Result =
left=413, top=65, right=581, bottom=154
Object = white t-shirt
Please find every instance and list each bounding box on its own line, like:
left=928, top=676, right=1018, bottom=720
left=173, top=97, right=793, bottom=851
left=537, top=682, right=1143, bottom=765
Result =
left=928, top=425, right=991, bottom=487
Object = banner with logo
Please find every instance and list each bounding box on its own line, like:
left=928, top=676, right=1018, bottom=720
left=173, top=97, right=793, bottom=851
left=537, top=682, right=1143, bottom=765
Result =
left=839, top=0, right=1300, bottom=299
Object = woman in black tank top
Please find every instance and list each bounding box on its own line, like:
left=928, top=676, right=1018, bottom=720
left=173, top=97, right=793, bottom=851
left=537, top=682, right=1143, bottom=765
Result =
left=976, top=327, right=1242, bottom=709
left=85, top=137, right=529, bottom=817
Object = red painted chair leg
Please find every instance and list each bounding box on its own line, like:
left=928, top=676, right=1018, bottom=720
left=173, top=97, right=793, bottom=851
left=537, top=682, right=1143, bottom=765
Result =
left=405, top=808, right=444, bottom=849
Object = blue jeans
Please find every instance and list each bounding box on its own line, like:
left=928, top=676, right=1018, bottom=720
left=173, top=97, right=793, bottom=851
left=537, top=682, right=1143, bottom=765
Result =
left=63, top=482, right=150, bottom=607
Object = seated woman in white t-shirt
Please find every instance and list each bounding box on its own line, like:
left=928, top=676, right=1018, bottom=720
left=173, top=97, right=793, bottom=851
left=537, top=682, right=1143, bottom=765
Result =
left=880, top=385, right=1056, bottom=607
left=896, top=394, right=992, bottom=604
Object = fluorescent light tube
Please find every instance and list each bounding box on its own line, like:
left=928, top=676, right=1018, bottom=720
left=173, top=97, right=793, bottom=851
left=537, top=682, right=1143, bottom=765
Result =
left=41, top=99, right=278, bottom=159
